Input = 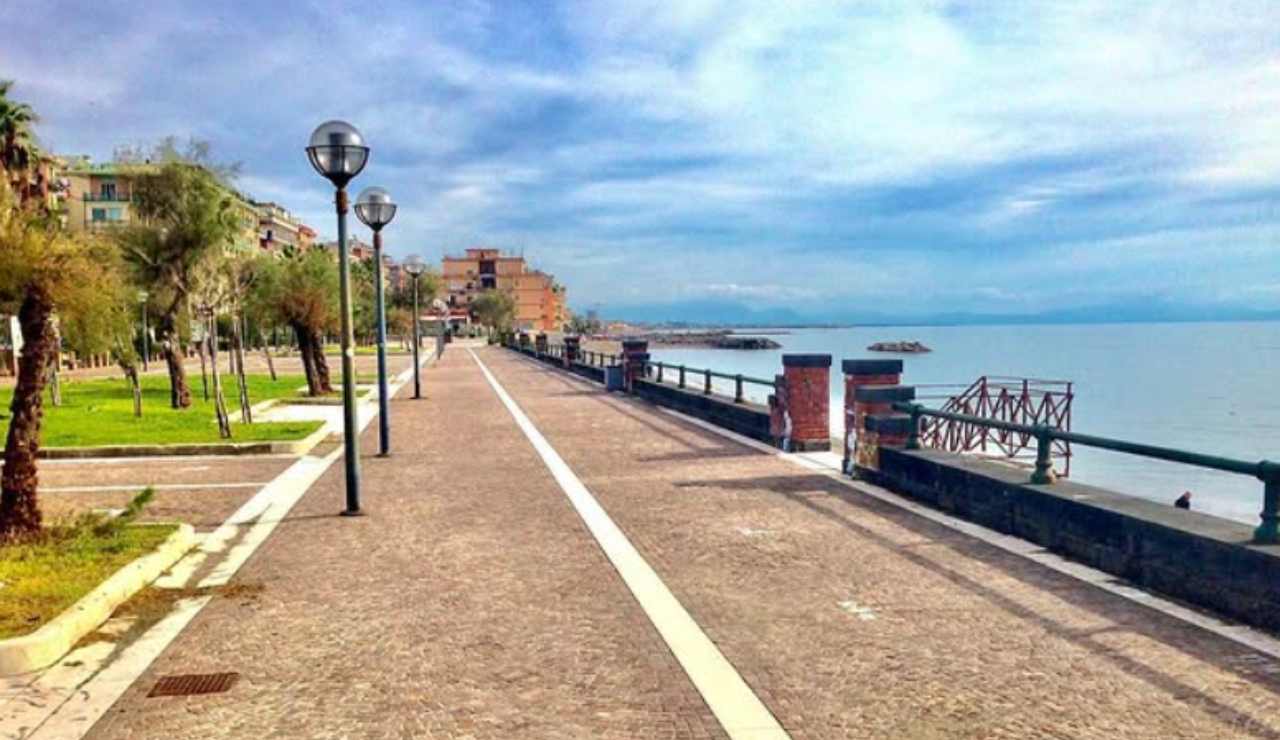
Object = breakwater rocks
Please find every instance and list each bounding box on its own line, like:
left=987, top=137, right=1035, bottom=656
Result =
left=868, top=340, right=932, bottom=353
left=621, top=331, right=783, bottom=350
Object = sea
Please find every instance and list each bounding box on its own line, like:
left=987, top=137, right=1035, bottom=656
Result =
left=646, top=321, right=1280, bottom=525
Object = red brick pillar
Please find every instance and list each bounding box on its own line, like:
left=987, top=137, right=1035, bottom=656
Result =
left=772, top=354, right=831, bottom=452
left=621, top=339, right=648, bottom=393
left=851, top=383, right=916, bottom=472
left=534, top=333, right=548, bottom=355
left=563, top=336, right=581, bottom=367
left=841, top=359, right=903, bottom=474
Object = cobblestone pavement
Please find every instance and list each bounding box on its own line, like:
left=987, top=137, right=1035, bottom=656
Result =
left=480, top=348, right=1280, bottom=740
left=85, top=347, right=725, bottom=739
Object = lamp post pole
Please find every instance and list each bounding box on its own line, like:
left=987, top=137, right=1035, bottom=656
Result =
left=354, top=186, right=397, bottom=457
left=403, top=256, right=425, bottom=400
left=306, top=120, right=369, bottom=517
left=372, top=230, right=390, bottom=455
left=334, top=189, right=361, bottom=512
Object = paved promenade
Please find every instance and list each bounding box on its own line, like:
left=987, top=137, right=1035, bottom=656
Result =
left=81, top=346, right=1280, bottom=738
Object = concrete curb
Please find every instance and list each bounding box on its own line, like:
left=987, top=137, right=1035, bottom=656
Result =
left=0, top=523, right=196, bottom=676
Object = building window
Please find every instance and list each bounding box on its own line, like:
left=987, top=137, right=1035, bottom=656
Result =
left=107, top=208, right=123, bottom=221
left=100, top=182, right=117, bottom=200
left=91, top=208, right=107, bottom=222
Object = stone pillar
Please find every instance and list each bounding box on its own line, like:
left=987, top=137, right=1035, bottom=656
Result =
left=770, top=354, right=832, bottom=452
left=535, top=332, right=548, bottom=355
left=621, top=339, right=648, bottom=392
left=563, top=336, right=581, bottom=367
left=841, top=359, right=904, bottom=474
left=852, top=384, right=916, bottom=471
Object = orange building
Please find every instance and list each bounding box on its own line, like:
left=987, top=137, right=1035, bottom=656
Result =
left=442, top=248, right=565, bottom=331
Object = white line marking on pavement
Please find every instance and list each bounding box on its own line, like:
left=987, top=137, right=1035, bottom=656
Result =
left=37, top=454, right=298, bottom=465
left=42, top=482, right=270, bottom=493
left=510, top=353, right=1280, bottom=662
left=469, top=348, right=790, bottom=740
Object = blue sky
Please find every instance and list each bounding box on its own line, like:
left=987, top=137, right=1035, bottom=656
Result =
left=6, top=1, right=1280, bottom=320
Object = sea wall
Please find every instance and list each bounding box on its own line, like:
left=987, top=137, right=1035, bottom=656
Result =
left=633, top=379, right=773, bottom=443
left=864, top=447, right=1280, bottom=632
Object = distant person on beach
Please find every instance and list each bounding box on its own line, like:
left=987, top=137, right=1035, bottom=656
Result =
left=1175, top=491, right=1192, bottom=510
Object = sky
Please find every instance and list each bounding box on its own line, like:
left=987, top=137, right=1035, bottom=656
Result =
left=6, top=0, right=1280, bottom=322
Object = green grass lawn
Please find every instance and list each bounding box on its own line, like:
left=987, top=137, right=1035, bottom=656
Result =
left=0, top=374, right=322, bottom=448
left=0, top=522, right=177, bottom=639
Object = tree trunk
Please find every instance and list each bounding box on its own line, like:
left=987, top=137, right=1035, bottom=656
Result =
left=208, top=317, right=231, bottom=438
left=293, top=322, right=321, bottom=396
left=157, top=314, right=191, bottom=409
left=196, top=335, right=210, bottom=401
left=120, top=361, right=142, bottom=417
left=263, top=345, right=277, bottom=382
left=0, top=288, right=55, bottom=540
left=232, top=314, right=252, bottom=424
left=310, top=329, right=333, bottom=393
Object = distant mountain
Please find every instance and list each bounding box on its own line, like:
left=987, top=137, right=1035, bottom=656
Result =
left=601, top=298, right=1280, bottom=328
left=604, top=299, right=811, bottom=326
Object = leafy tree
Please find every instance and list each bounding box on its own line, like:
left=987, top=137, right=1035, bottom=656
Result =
left=566, top=310, right=603, bottom=336
left=348, top=257, right=379, bottom=345
left=389, top=268, right=440, bottom=310
left=116, top=163, right=241, bottom=408
left=113, top=136, right=242, bottom=183
left=0, top=185, right=127, bottom=539
left=470, top=290, right=516, bottom=333
left=250, top=249, right=338, bottom=396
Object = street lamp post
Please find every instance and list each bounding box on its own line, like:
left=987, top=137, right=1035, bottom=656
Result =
left=404, top=256, right=425, bottom=399
left=306, top=120, right=369, bottom=516
left=137, top=290, right=149, bottom=372
left=354, top=186, right=398, bottom=457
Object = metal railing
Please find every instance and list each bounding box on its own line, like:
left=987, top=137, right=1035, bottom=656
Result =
left=642, top=359, right=773, bottom=404
left=894, top=401, right=1280, bottom=544
left=532, top=345, right=773, bottom=405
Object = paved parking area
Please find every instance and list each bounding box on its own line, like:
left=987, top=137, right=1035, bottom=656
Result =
left=36, top=456, right=296, bottom=532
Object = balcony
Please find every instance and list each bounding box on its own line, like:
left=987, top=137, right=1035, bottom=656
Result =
left=83, top=193, right=134, bottom=203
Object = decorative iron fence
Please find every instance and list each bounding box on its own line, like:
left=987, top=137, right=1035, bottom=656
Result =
left=914, top=376, right=1074, bottom=477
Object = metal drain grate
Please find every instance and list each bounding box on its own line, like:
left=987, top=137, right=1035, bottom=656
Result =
left=148, top=672, right=239, bottom=698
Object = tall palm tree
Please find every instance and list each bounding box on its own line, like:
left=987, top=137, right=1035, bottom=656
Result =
left=0, top=81, right=42, bottom=204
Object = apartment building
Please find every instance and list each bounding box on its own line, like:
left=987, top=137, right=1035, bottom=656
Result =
left=255, top=201, right=307, bottom=253
left=58, top=157, right=294, bottom=253
left=441, top=248, right=566, bottom=331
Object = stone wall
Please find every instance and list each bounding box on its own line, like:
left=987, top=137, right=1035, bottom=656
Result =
left=634, top=379, right=773, bottom=443
left=866, top=447, right=1280, bottom=633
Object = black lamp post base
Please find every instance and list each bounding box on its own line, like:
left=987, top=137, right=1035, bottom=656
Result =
left=339, top=509, right=364, bottom=517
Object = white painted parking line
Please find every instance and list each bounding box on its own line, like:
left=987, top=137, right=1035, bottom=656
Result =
left=469, top=349, right=790, bottom=740
left=41, top=483, right=270, bottom=493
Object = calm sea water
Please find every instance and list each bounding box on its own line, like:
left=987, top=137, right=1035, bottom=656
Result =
left=647, top=322, right=1280, bottom=525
